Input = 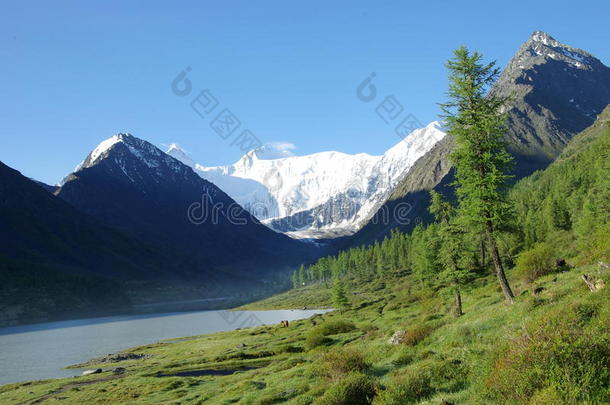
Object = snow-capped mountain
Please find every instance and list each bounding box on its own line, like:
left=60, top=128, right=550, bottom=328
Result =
left=165, top=143, right=195, bottom=168
left=57, top=133, right=318, bottom=279
left=169, top=122, right=445, bottom=238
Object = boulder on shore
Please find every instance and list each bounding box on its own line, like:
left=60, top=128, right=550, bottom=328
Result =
left=82, top=368, right=102, bottom=376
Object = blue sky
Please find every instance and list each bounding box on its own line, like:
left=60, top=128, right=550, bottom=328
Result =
left=2, top=1, right=609, bottom=184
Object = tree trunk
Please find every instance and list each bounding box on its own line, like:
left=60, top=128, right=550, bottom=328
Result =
left=454, top=288, right=463, bottom=317
left=485, top=221, right=515, bottom=304
left=582, top=274, right=605, bottom=292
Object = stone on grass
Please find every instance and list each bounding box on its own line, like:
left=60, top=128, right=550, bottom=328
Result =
left=388, top=330, right=407, bottom=345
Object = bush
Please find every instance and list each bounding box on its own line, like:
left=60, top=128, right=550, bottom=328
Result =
left=515, top=243, right=557, bottom=283
left=528, top=387, right=564, bottom=405
left=306, top=329, right=332, bottom=350
left=424, top=357, right=469, bottom=393
left=359, top=323, right=379, bottom=340
left=481, top=313, right=610, bottom=403
left=373, top=369, right=433, bottom=404
left=523, top=296, right=547, bottom=312
left=305, top=319, right=356, bottom=350
left=401, top=324, right=432, bottom=346
left=318, top=319, right=356, bottom=336
left=391, top=347, right=416, bottom=366
left=316, top=348, right=370, bottom=380
left=315, top=372, right=376, bottom=405
left=572, top=302, right=598, bottom=325
left=277, top=344, right=304, bottom=354
left=358, top=322, right=377, bottom=334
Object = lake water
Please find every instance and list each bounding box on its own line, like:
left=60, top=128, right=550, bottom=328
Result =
left=0, top=309, right=328, bottom=385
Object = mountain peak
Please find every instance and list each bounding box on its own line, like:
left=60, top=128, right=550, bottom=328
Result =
left=80, top=132, right=140, bottom=167
left=514, top=31, right=598, bottom=70
left=489, top=30, right=610, bottom=169
left=165, top=143, right=195, bottom=167
left=68, top=133, right=189, bottom=183
left=529, top=31, right=558, bottom=46
left=247, top=142, right=297, bottom=161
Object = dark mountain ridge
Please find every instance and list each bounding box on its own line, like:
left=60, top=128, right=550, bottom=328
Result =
left=0, top=161, right=173, bottom=325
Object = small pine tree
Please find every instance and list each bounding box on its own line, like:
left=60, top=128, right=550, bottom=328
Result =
left=550, top=198, right=571, bottom=230
left=292, top=270, right=299, bottom=289
left=410, top=224, right=438, bottom=288
left=298, top=264, right=306, bottom=287
left=429, top=190, right=475, bottom=316
left=332, top=278, right=350, bottom=312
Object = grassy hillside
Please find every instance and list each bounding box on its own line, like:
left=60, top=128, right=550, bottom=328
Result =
left=1, top=266, right=608, bottom=404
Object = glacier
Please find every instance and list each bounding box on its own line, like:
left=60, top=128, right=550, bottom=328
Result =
left=169, top=121, right=446, bottom=238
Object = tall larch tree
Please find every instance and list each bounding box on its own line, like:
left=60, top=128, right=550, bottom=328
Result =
left=440, top=46, right=516, bottom=304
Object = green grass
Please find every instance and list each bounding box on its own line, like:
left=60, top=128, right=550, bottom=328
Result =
left=1, top=264, right=608, bottom=404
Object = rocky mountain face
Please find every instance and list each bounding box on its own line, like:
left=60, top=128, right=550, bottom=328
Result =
left=174, top=122, right=445, bottom=238
left=492, top=31, right=610, bottom=175
left=350, top=31, right=610, bottom=246
left=57, top=134, right=318, bottom=282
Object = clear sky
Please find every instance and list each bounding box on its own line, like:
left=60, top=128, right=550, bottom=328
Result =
left=2, top=0, right=609, bottom=184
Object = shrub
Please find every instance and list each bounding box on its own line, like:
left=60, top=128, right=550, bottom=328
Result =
left=528, top=387, right=564, bottom=405
left=358, top=322, right=377, bottom=333
left=315, top=372, right=376, bottom=405
left=359, top=323, right=379, bottom=340
left=425, top=358, right=469, bottom=393
left=277, top=344, right=304, bottom=354
left=572, top=302, right=598, bottom=325
left=481, top=314, right=610, bottom=403
left=318, top=319, right=356, bottom=336
left=445, top=325, right=474, bottom=347
left=401, top=324, right=432, bottom=346
left=305, top=319, right=356, bottom=350
left=373, top=369, right=433, bottom=404
left=391, top=347, right=416, bottom=366
left=316, top=348, right=369, bottom=380
left=306, top=329, right=332, bottom=350
left=515, top=243, right=557, bottom=283
left=523, top=296, right=547, bottom=312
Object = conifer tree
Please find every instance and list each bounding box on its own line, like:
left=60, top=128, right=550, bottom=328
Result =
left=440, top=46, right=516, bottom=304
left=292, top=270, right=299, bottom=289
left=410, top=224, right=438, bottom=288
left=332, top=278, right=350, bottom=312
left=298, top=264, right=306, bottom=287
left=429, top=190, right=475, bottom=316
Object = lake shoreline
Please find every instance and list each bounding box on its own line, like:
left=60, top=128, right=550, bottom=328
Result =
left=0, top=308, right=330, bottom=386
